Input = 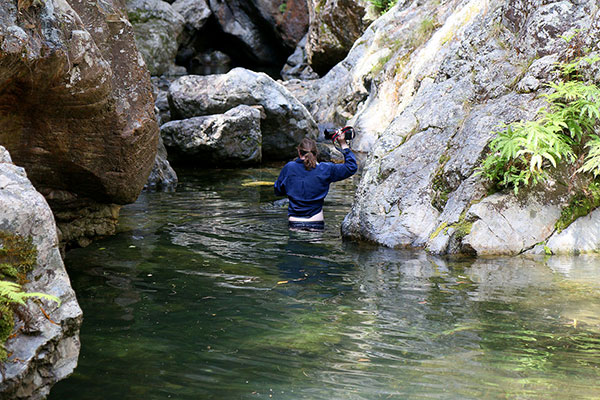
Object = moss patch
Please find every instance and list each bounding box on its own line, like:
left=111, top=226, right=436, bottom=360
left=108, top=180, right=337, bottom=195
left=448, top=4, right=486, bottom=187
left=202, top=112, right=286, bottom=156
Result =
left=0, top=232, right=37, bottom=284
left=453, top=219, right=473, bottom=240
left=431, top=153, right=452, bottom=212
left=555, top=184, right=600, bottom=232
left=429, top=222, right=448, bottom=240
left=0, top=232, right=38, bottom=361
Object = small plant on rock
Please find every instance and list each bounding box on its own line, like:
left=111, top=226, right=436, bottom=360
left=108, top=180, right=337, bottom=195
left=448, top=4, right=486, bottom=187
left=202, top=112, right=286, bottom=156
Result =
left=368, top=0, right=398, bottom=14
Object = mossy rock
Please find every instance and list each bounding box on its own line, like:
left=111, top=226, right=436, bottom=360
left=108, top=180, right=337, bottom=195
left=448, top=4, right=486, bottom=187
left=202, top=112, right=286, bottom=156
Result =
left=0, top=232, right=38, bottom=362
left=0, top=231, right=37, bottom=284
left=0, top=304, right=14, bottom=361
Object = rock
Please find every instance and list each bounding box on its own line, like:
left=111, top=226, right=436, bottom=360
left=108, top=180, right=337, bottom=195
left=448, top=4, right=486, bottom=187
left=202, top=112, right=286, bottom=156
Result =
left=247, top=0, right=309, bottom=50
left=281, top=34, right=319, bottom=80
left=145, top=136, right=178, bottom=191
left=305, top=0, right=368, bottom=75
left=152, top=76, right=175, bottom=124
left=0, top=0, right=159, bottom=248
left=338, top=0, right=599, bottom=254
left=161, top=105, right=263, bottom=166
left=0, top=147, right=82, bottom=399
left=188, top=50, right=232, bottom=75
left=207, top=0, right=295, bottom=66
left=316, top=142, right=344, bottom=163
left=126, top=0, right=185, bottom=76
left=168, top=68, right=318, bottom=159
left=545, top=208, right=600, bottom=254
left=462, top=193, right=563, bottom=256
left=171, top=0, right=211, bottom=31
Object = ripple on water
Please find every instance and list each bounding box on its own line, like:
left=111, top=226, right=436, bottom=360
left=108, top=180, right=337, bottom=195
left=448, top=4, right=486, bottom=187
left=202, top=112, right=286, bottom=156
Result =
left=49, top=167, right=600, bottom=400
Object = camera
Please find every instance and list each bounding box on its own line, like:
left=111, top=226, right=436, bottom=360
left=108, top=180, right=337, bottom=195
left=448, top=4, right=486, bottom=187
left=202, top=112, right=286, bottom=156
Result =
left=324, top=126, right=356, bottom=142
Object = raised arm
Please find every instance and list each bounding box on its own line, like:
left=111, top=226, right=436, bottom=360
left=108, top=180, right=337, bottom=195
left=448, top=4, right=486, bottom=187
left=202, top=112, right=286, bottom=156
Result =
left=329, top=137, right=357, bottom=182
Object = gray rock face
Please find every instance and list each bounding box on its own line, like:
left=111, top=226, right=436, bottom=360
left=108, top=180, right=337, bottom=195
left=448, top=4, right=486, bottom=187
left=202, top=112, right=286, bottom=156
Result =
left=168, top=68, right=318, bottom=159
left=545, top=209, right=600, bottom=255
left=281, top=34, right=319, bottom=80
left=463, top=194, right=563, bottom=255
left=0, top=147, right=82, bottom=399
left=171, top=0, right=211, bottom=31
left=207, top=0, right=303, bottom=66
left=161, top=105, right=263, bottom=166
left=335, top=0, right=599, bottom=254
left=127, top=0, right=185, bottom=76
left=305, top=0, right=368, bottom=75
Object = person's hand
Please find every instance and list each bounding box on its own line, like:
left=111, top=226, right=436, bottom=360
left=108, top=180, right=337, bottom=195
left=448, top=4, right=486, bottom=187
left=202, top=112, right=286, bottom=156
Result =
left=336, top=133, right=349, bottom=149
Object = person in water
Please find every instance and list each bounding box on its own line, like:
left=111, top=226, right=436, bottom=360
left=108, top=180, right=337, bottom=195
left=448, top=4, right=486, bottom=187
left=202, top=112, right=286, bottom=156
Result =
left=274, top=133, right=358, bottom=231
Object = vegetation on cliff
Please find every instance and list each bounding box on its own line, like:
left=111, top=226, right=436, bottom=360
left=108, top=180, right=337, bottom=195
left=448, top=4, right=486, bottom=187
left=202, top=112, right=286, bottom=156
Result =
left=478, top=32, right=600, bottom=196
left=0, top=232, right=59, bottom=360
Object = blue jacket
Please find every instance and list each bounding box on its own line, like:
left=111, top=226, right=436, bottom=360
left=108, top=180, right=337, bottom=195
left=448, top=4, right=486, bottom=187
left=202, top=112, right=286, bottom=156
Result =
left=274, top=148, right=358, bottom=217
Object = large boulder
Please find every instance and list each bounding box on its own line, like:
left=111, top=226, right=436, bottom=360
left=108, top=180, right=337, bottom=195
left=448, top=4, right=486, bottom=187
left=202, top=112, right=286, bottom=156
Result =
left=0, top=147, right=83, bottom=399
left=334, top=0, right=600, bottom=254
left=168, top=68, right=318, bottom=159
left=305, top=0, right=369, bottom=76
left=161, top=105, right=263, bottom=166
left=0, top=0, right=159, bottom=248
left=126, top=0, right=186, bottom=76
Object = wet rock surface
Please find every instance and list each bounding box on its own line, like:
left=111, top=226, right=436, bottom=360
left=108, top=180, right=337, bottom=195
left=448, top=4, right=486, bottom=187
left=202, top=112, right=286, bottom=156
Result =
left=0, top=147, right=82, bottom=399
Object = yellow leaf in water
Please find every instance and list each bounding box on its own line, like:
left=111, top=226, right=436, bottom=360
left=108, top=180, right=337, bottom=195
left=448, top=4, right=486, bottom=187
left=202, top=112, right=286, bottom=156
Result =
left=358, top=358, right=370, bottom=362
left=241, top=181, right=275, bottom=187
left=277, top=280, right=289, bottom=285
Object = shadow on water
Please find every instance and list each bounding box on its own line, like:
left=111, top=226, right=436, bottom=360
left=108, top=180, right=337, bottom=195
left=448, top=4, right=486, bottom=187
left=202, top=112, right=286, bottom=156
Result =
left=48, top=166, right=600, bottom=400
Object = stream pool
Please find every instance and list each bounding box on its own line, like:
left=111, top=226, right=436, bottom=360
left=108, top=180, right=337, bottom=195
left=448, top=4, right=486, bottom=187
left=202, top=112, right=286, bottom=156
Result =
left=49, top=166, right=600, bottom=399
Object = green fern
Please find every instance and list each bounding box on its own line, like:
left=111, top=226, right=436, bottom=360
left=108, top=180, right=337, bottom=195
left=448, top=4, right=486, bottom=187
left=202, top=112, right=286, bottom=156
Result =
left=368, top=0, right=397, bottom=14
left=0, top=281, right=60, bottom=307
left=578, top=135, right=600, bottom=177
left=478, top=48, right=600, bottom=194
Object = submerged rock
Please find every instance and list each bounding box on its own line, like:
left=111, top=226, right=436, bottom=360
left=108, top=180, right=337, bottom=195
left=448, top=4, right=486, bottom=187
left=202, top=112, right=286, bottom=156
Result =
left=333, top=0, right=600, bottom=254
left=168, top=68, right=318, bottom=159
left=0, top=147, right=82, bottom=399
left=161, top=105, right=263, bottom=166
left=0, top=0, right=159, bottom=248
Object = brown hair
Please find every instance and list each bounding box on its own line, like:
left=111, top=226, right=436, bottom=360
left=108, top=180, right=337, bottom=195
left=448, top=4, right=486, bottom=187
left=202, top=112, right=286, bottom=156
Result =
left=297, top=138, right=318, bottom=170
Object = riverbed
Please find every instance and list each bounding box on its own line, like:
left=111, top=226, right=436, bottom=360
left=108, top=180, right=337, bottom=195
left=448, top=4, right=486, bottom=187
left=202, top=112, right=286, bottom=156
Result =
left=49, top=166, right=600, bottom=399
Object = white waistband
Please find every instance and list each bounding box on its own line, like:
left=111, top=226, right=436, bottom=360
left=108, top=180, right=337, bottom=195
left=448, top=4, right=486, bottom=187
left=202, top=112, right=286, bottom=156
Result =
left=288, top=210, right=324, bottom=222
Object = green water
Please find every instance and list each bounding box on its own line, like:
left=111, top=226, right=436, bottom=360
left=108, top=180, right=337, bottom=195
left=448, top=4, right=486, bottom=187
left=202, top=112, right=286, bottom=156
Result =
left=49, top=167, right=600, bottom=399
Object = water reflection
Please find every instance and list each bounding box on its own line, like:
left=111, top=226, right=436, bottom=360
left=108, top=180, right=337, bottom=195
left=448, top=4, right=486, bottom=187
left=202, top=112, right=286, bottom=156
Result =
left=49, top=167, right=600, bottom=400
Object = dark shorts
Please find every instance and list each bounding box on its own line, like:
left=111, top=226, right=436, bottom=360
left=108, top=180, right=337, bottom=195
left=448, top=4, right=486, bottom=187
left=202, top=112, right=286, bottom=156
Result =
left=288, top=220, right=324, bottom=231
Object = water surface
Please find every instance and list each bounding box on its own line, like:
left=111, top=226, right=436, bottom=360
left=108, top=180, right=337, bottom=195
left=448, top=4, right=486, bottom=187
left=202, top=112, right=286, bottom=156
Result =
left=49, top=166, right=600, bottom=399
